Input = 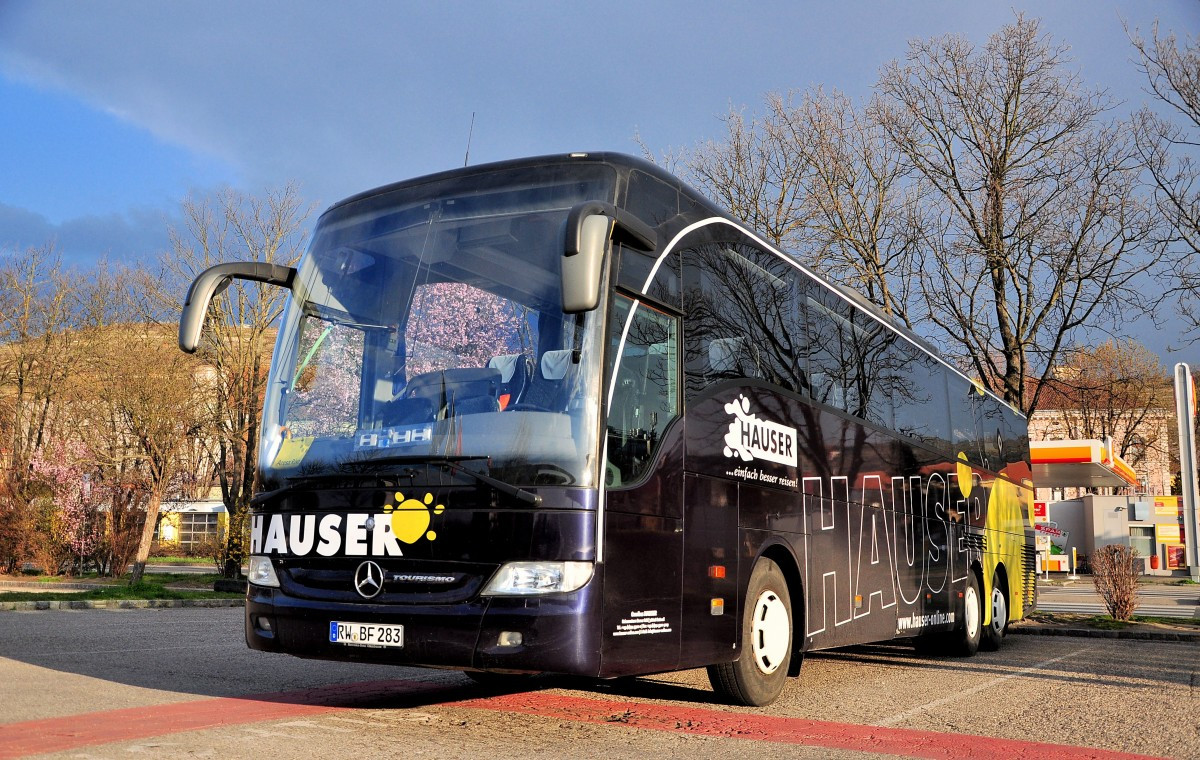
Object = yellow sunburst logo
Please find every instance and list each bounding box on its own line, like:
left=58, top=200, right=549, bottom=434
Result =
left=383, top=491, right=445, bottom=543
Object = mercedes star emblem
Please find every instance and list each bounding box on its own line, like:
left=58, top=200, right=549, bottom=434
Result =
left=353, top=560, right=384, bottom=599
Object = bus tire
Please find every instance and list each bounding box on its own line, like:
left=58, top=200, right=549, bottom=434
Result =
left=707, top=557, right=792, bottom=706
left=980, top=571, right=1008, bottom=651
left=950, top=572, right=983, bottom=657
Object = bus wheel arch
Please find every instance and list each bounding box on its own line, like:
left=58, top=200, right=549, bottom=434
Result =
left=981, top=564, right=1009, bottom=651
left=759, top=543, right=805, bottom=677
left=707, top=552, right=794, bottom=706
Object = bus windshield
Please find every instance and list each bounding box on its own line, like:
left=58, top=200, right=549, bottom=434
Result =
left=260, top=164, right=615, bottom=490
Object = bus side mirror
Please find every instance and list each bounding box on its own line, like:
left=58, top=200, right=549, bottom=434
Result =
left=562, top=201, right=656, bottom=314
left=178, top=261, right=296, bottom=353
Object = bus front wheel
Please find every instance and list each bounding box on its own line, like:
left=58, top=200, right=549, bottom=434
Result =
left=707, top=557, right=792, bottom=707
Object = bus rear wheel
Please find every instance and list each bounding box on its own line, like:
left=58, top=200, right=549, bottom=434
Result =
left=981, top=572, right=1008, bottom=651
left=707, top=557, right=792, bottom=707
left=950, top=573, right=983, bottom=657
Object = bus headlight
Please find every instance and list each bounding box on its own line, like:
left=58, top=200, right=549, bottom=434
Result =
left=481, top=561, right=593, bottom=596
left=248, top=556, right=281, bottom=588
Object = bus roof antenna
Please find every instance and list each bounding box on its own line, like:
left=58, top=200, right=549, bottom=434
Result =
left=464, top=112, right=476, bottom=167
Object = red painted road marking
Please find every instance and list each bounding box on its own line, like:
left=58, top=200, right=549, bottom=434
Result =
left=0, top=680, right=1165, bottom=760
left=451, top=692, right=1163, bottom=760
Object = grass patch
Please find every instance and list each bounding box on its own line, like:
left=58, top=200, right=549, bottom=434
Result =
left=1082, top=616, right=1131, bottom=630
left=0, top=571, right=114, bottom=584
left=0, top=572, right=239, bottom=602
left=147, top=556, right=218, bottom=566
left=24, top=575, right=89, bottom=584
left=3, top=572, right=224, bottom=586
left=1130, top=614, right=1200, bottom=627
left=130, top=572, right=226, bottom=588
left=1025, top=610, right=1200, bottom=629
left=0, top=586, right=244, bottom=602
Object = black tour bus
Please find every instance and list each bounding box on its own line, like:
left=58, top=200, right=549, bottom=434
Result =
left=179, top=152, right=1036, bottom=706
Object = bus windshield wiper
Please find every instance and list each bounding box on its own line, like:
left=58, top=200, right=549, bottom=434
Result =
left=342, top=454, right=543, bottom=507
left=441, top=459, right=543, bottom=507
left=251, top=470, right=350, bottom=507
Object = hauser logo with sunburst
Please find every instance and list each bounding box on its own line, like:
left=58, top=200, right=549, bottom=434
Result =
left=250, top=491, right=446, bottom=557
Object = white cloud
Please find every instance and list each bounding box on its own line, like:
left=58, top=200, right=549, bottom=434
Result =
left=0, top=2, right=663, bottom=208
left=0, top=202, right=173, bottom=267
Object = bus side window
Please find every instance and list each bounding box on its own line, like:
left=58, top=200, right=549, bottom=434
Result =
left=1000, top=406, right=1030, bottom=468
left=802, top=288, right=896, bottom=426
left=606, top=296, right=679, bottom=487
left=708, top=336, right=758, bottom=380
left=852, top=314, right=895, bottom=428
left=977, top=397, right=1005, bottom=469
left=890, top=342, right=950, bottom=451
left=948, top=374, right=984, bottom=468
left=682, top=241, right=805, bottom=397
left=739, top=247, right=809, bottom=394
left=805, top=291, right=854, bottom=412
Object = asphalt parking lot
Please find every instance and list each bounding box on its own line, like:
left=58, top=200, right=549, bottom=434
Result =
left=0, top=606, right=1195, bottom=759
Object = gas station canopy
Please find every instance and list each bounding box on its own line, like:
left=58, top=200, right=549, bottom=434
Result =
left=1030, top=439, right=1139, bottom=489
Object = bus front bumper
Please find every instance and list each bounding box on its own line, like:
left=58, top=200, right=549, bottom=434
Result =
left=244, top=584, right=603, bottom=676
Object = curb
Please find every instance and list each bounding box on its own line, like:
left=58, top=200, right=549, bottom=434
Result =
left=1010, top=624, right=1200, bottom=643
left=0, top=598, right=245, bottom=611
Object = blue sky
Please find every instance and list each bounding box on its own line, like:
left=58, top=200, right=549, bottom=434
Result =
left=0, top=0, right=1197, bottom=357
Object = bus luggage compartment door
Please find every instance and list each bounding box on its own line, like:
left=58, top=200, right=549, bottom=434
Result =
left=679, top=473, right=739, bottom=668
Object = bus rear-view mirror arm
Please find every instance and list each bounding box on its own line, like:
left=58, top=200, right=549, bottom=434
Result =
left=178, top=261, right=297, bottom=353
left=562, top=201, right=656, bottom=314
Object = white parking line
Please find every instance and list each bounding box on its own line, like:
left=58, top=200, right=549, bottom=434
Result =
left=876, top=647, right=1093, bottom=727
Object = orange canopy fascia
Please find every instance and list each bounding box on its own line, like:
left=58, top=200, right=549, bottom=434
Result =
left=1030, top=439, right=1140, bottom=489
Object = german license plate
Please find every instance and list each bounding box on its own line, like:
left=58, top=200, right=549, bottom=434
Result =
left=329, top=621, right=404, bottom=648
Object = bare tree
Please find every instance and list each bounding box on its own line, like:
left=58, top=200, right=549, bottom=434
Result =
left=668, top=89, right=923, bottom=328
left=663, top=18, right=1156, bottom=413
left=116, top=327, right=210, bottom=582
left=1034, top=339, right=1173, bottom=473
left=0, top=246, right=81, bottom=475
left=0, top=249, right=222, bottom=578
left=768, top=89, right=924, bottom=329
left=159, top=184, right=310, bottom=577
left=1090, top=544, right=1141, bottom=621
left=1129, top=22, right=1200, bottom=340
left=871, top=16, right=1158, bottom=413
left=73, top=264, right=213, bottom=582
left=682, top=105, right=818, bottom=253
left=0, top=245, right=84, bottom=572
